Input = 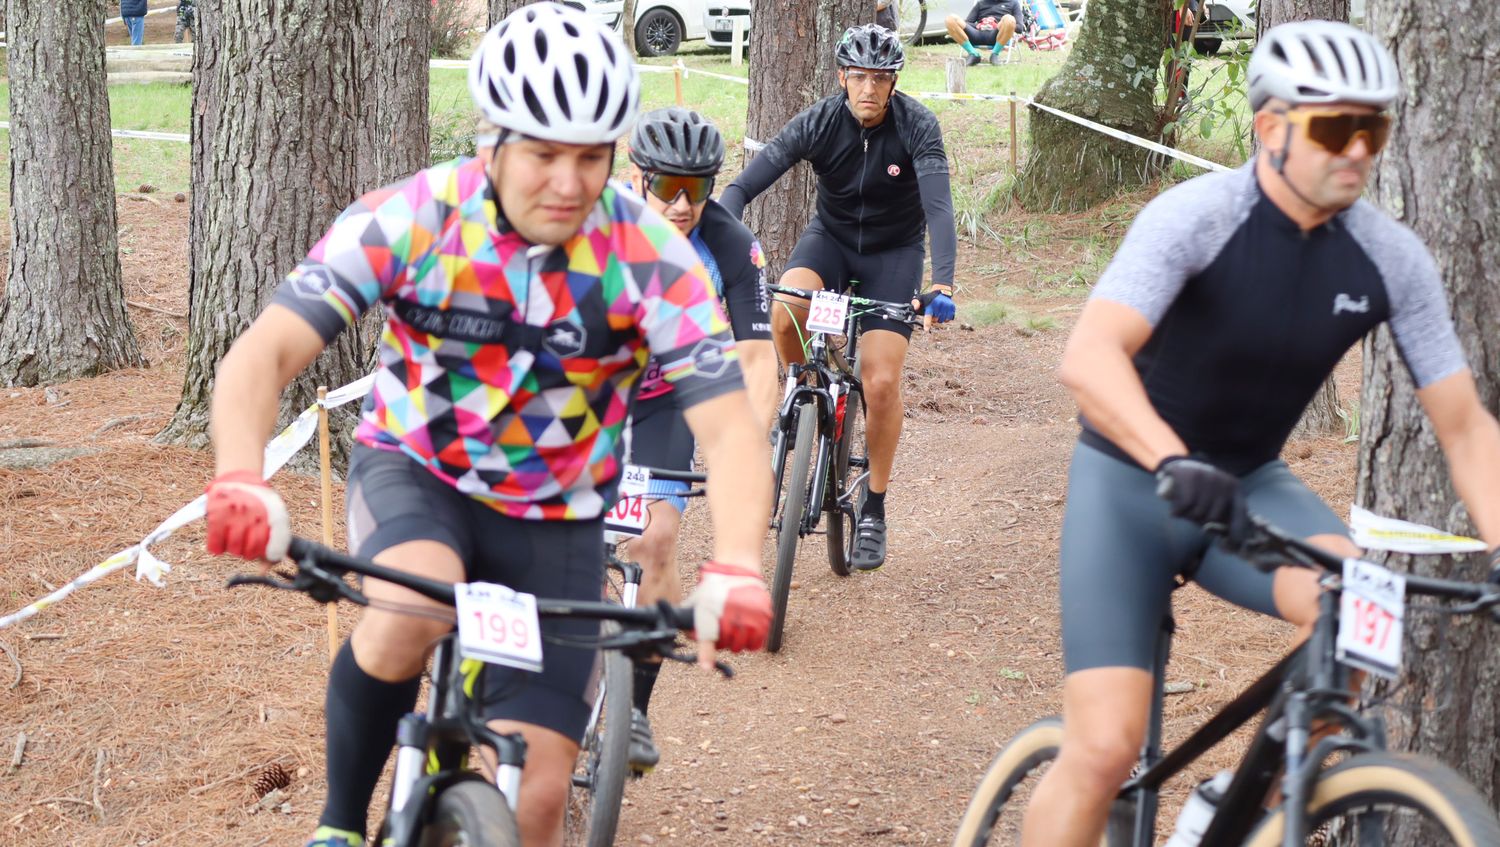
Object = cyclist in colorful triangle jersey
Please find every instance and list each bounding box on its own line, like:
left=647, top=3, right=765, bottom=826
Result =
left=200, top=6, right=773, bottom=847
left=720, top=23, right=960, bottom=572
left=620, top=106, right=779, bottom=774
left=1022, top=22, right=1500, bottom=846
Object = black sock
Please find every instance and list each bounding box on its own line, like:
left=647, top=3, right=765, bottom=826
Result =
left=318, top=640, right=422, bottom=836
left=633, top=661, right=662, bottom=715
left=863, top=488, right=886, bottom=520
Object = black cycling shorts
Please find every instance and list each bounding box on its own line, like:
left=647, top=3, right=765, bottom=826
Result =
left=625, top=393, right=696, bottom=513
left=963, top=22, right=1001, bottom=46
left=345, top=444, right=604, bottom=743
left=1058, top=440, right=1347, bottom=674
left=785, top=215, right=924, bottom=339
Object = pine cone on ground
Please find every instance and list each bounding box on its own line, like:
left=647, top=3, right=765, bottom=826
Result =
left=251, top=763, right=292, bottom=798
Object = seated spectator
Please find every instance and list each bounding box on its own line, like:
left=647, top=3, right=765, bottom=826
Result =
left=875, top=0, right=897, bottom=32
left=946, top=0, right=1024, bottom=66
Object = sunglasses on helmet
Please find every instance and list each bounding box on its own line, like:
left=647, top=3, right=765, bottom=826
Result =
left=1282, top=110, right=1392, bottom=156
left=642, top=171, right=715, bottom=205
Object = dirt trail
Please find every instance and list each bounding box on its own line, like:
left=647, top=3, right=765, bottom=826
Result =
left=0, top=202, right=1359, bottom=845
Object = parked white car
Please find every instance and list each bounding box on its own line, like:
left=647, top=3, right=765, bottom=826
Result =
left=704, top=0, right=977, bottom=51
left=583, top=0, right=709, bottom=56
left=1194, top=0, right=1256, bottom=54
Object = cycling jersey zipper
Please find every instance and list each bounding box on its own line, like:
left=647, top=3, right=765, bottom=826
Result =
left=857, top=131, right=869, bottom=253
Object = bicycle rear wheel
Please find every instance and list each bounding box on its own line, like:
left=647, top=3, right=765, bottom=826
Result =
left=565, top=625, right=633, bottom=847
left=769, top=398, right=816, bottom=654
left=1244, top=752, right=1500, bottom=846
left=420, top=779, right=521, bottom=847
left=826, top=381, right=865, bottom=577
left=896, top=0, right=927, bottom=45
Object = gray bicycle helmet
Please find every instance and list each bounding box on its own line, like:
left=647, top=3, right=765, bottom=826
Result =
left=835, top=24, right=905, bottom=71
left=628, top=107, right=725, bottom=177
left=1248, top=20, right=1400, bottom=111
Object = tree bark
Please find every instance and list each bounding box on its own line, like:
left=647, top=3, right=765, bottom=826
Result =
left=0, top=0, right=144, bottom=386
left=1260, top=0, right=1350, bottom=435
left=1257, top=0, right=1349, bottom=37
left=160, top=0, right=374, bottom=454
left=1357, top=0, right=1500, bottom=826
left=743, top=0, right=870, bottom=277
left=362, top=0, right=431, bottom=188
left=621, top=0, right=638, bottom=55
left=488, top=0, right=535, bottom=28
left=1013, top=0, right=1169, bottom=212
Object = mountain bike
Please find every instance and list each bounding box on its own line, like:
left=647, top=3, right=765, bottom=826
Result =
left=765, top=283, right=920, bottom=653
left=228, top=536, right=721, bottom=847
left=951, top=513, right=1500, bottom=846
left=566, top=468, right=706, bottom=847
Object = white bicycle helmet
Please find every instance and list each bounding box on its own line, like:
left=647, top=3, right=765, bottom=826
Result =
left=468, top=2, right=639, bottom=145
left=1248, top=20, right=1400, bottom=111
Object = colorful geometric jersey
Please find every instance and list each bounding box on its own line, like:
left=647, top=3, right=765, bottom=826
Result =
left=269, top=157, right=743, bottom=520
left=639, top=200, right=771, bottom=401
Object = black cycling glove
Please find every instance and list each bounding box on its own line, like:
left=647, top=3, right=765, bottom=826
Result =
left=1155, top=456, right=1247, bottom=540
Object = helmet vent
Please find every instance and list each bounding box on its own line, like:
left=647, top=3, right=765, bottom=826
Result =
left=535, top=29, right=549, bottom=63
left=523, top=81, right=549, bottom=126
left=596, top=78, right=612, bottom=122
left=553, top=73, right=571, bottom=120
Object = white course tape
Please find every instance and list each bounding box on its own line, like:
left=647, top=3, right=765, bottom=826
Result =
left=908, top=90, right=1018, bottom=103
left=681, top=66, right=749, bottom=86
left=0, top=377, right=375, bottom=629
left=1022, top=98, right=1232, bottom=173
left=1349, top=504, right=1486, bottom=554
left=0, top=122, right=190, bottom=143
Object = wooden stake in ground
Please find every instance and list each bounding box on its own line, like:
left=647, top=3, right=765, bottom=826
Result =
left=317, top=386, right=338, bottom=662
left=673, top=60, right=684, bottom=106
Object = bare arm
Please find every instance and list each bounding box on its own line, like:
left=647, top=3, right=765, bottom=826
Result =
left=683, top=388, right=772, bottom=568
left=735, top=340, right=778, bottom=431
left=209, top=304, right=329, bottom=476
left=1057, top=299, right=1186, bottom=469
left=1418, top=369, right=1500, bottom=548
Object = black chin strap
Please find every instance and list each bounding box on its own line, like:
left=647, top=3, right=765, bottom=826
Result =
left=1271, top=122, right=1343, bottom=218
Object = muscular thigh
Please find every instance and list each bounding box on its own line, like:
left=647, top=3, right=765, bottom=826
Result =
left=1059, top=442, right=1207, bottom=674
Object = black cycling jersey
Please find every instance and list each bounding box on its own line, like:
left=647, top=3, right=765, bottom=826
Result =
left=640, top=199, right=770, bottom=400
left=967, top=0, right=1024, bottom=25
left=1083, top=162, right=1467, bottom=475
left=720, top=91, right=958, bottom=286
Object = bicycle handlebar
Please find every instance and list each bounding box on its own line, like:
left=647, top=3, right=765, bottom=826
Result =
left=765, top=284, right=924, bottom=327
left=1157, top=476, right=1500, bottom=610
left=228, top=537, right=697, bottom=631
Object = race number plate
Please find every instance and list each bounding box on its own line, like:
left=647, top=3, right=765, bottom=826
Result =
left=454, top=582, right=544, bottom=673
left=604, top=464, right=651, bottom=537
left=1335, top=558, right=1405, bottom=679
left=806, top=291, right=851, bottom=336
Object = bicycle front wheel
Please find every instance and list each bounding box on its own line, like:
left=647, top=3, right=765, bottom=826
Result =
left=421, top=779, right=520, bottom=847
left=952, top=717, right=1063, bottom=847
left=1244, top=752, right=1500, bottom=846
left=896, top=0, right=927, bottom=45
left=769, top=398, right=817, bottom=654
left=565, top=626, right=633, bottom=847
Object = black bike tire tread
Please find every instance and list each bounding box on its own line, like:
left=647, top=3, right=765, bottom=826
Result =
left=769, top=399, right=817, bottom=654
left=583, top=630, right=634, bottom=847
left=827, top=387, right=864, bottom=578
left=1243, top=752, right=1500, bottom=847
left=423, top=779, right=520, bottom=847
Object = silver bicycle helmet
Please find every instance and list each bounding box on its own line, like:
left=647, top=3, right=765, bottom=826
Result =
left=835, top=23, right=905, bottom=71
left=1248, top=20, right=1400, bottom=111
left=629, top=108, right=725, bottom=177
left=468, top=2, right=639, bottom=145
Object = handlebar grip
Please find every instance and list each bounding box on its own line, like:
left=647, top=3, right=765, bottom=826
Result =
left=666, top=603, right=697, bottom=632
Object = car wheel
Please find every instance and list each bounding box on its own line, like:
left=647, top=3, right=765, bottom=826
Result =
left=635, top=8, right=682, bottom=57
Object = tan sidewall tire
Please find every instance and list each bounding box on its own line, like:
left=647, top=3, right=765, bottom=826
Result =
left=1244, top=753, right=1500, bottom=847
left=951, top=717, right=1064, bottom=847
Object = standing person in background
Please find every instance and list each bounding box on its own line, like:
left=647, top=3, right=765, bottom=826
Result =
left=945, top=0, right=1024, bottom=66
left=876, top=0, right=897, bottom=32
left=120, top=0, right=147, bottom=45
left=175, top=0, right=195, bottom=43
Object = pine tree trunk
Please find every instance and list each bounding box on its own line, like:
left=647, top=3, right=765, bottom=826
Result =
left=363, top=0, right=431, bottom=187
left=1012, top=0, right=1167, bottom=212
left=621, top=0, right=638, bottom=55
left=0, top=0, right=143, bottom=386
left=1257, top=0, right=1349, bottom=36
left=742, top=0, right=870, bottom=276
left=1357, top=0, right=1500, bottom=825
left=488, top=0, right=533, bottom=28
left=159, top=0, right=374, bottom=454
left=1261, top=0, right=1350, bottom=434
